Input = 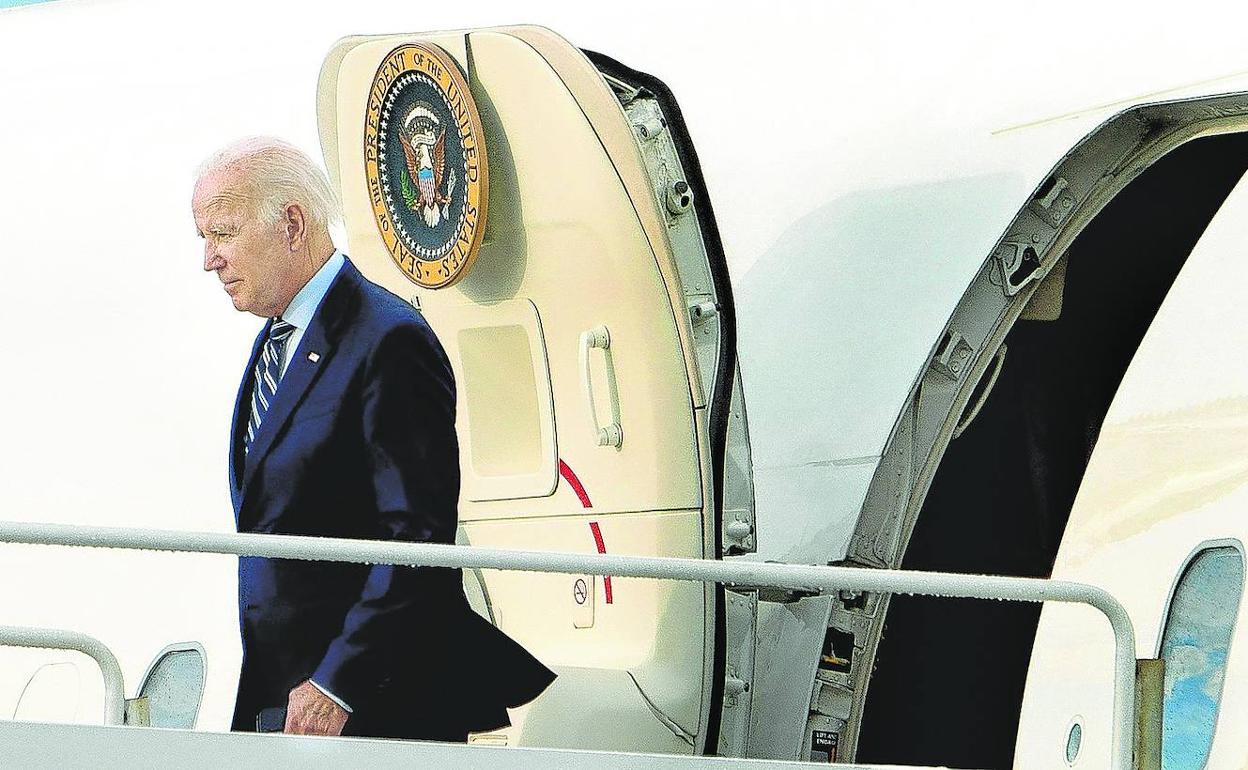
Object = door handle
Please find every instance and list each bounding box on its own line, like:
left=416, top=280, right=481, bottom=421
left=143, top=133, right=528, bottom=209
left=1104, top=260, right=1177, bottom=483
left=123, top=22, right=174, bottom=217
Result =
left=579, top=325, right=623, bottom=448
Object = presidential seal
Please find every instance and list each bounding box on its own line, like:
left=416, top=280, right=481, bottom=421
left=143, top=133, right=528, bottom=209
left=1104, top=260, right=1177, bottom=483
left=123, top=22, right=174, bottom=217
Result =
left=364, top=43, right=488, bottom=289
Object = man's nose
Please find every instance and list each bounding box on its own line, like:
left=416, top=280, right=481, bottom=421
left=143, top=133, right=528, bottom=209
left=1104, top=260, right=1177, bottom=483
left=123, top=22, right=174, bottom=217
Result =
left=203, top=243, right=223, bottom=272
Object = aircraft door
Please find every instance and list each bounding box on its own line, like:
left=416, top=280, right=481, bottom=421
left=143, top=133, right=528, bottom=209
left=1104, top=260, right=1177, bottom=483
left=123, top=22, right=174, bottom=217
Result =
left=317, top=26, right=733, bottom=754
left=131, top=643, right=206, bottom=729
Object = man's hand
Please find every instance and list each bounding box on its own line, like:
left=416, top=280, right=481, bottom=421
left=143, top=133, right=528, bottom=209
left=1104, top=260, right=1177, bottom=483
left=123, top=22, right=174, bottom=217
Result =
left=284, top=680, right=349, bottom=736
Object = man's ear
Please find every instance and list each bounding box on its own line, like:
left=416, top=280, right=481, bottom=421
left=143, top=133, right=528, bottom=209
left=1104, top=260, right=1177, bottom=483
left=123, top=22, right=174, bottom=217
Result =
left=285, top=203, right=308, bottom=251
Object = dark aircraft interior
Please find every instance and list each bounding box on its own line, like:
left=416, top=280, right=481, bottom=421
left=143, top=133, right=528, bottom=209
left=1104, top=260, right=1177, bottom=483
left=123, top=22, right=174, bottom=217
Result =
left=857, top=131, right=1248, bottom=769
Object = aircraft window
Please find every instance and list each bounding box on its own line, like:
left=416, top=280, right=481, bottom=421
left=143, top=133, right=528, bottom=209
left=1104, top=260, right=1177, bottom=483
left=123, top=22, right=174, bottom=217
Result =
left=459, top=324, right=544, bottom=477
left=13, top=662, right=82, bottom=723
left=1158, top=545, right=1243, bottom=769
left=445, top=297, right=560, bottom=505
left=137, top=643, right=206, bottom=729
left=1064, top=719, right=1082, bottom=765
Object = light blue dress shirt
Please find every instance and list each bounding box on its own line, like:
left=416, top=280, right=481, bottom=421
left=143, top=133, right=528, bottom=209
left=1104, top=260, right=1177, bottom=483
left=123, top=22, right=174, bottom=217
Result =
left=273, top=249, right=353, bottom=714
left=277, top=249, right=345, bottom=377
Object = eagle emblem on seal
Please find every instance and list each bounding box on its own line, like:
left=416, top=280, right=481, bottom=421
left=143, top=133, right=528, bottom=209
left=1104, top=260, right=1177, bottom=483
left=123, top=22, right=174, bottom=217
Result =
left=397, top=103, right=458, bottom=228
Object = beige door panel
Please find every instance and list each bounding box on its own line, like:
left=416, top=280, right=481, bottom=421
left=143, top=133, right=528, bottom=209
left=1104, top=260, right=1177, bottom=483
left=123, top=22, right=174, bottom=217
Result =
left=498, top=25, right=706, bottom=408
left=326, top=31, right=706, bottom=517
left=320, top=26, right=721, bottom=753
left=463, top=510, right=707, bottom=739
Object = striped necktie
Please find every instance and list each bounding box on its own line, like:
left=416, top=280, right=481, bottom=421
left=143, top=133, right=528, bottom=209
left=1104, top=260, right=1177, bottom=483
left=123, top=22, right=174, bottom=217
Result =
left=244, top=318, right=296, bottom=454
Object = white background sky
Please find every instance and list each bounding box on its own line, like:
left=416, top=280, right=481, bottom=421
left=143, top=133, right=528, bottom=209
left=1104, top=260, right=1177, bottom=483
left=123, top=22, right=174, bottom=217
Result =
left=4, top=0, right=1248, bottom=729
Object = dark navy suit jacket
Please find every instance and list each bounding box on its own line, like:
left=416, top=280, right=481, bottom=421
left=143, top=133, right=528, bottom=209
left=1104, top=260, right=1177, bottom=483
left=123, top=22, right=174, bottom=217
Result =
left=228, top=257, right=555, bottom=739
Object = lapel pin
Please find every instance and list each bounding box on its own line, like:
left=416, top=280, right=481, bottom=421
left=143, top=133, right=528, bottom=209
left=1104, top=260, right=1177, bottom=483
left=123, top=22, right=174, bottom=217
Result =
left=308, top=352, right=321, bottom=363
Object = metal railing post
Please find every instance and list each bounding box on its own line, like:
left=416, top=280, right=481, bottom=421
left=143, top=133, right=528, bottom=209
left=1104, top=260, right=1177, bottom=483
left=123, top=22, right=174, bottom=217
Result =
left=0, top=625, right=126, bottom=726
left=1134, top=659, right=1164, bottom=770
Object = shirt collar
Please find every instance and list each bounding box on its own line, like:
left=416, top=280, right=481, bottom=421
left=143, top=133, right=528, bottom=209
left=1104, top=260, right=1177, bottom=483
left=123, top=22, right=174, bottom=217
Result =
left=281, top=250, right=345, bottom=331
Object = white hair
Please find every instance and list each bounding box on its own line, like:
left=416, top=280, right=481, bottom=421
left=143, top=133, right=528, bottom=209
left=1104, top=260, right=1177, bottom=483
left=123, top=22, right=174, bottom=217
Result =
left=196, top=136, right=342, bottom=228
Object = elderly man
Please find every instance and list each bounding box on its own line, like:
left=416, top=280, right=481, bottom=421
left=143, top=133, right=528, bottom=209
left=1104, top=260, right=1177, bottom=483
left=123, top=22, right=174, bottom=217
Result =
left=192, top=137, right=554, bottom=741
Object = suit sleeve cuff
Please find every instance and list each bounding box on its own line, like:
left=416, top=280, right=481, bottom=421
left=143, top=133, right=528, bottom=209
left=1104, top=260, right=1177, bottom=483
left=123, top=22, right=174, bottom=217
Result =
left=309, top=679, right=353, bottom=713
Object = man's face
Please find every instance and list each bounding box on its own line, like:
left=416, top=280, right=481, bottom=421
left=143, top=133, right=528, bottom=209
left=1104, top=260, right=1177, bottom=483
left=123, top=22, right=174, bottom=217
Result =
left=193, top=168, right=296, bottom=317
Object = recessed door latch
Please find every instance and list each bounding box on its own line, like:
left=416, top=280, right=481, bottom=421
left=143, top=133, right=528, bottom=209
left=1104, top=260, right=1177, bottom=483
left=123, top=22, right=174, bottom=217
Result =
left=931, top=330, right=974, bottom=381
left=995, top=241, right=1043, bottom=296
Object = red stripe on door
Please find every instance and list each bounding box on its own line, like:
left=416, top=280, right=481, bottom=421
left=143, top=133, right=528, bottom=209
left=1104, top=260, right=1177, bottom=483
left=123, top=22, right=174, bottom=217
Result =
left=558, top=459, right=593, bottom=508
left=588, top=520, right=614, bottom=604
left=558, top=458, right=613, bottom=604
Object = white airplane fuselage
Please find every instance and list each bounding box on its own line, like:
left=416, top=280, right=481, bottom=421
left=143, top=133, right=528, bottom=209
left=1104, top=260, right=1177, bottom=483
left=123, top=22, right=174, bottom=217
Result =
left=2, top=2, right=1248, bottom=768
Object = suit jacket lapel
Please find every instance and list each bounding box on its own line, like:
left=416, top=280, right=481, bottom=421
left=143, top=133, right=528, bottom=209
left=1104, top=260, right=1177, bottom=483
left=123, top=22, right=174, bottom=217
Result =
left=239, top=265, right=355, bottom=496
left=230, top=322, right=269, bottom=514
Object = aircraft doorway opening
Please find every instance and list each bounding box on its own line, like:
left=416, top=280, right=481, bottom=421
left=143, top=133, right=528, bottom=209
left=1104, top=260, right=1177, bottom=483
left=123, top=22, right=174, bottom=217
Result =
left=857, top=131, right=1248, bottom=770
